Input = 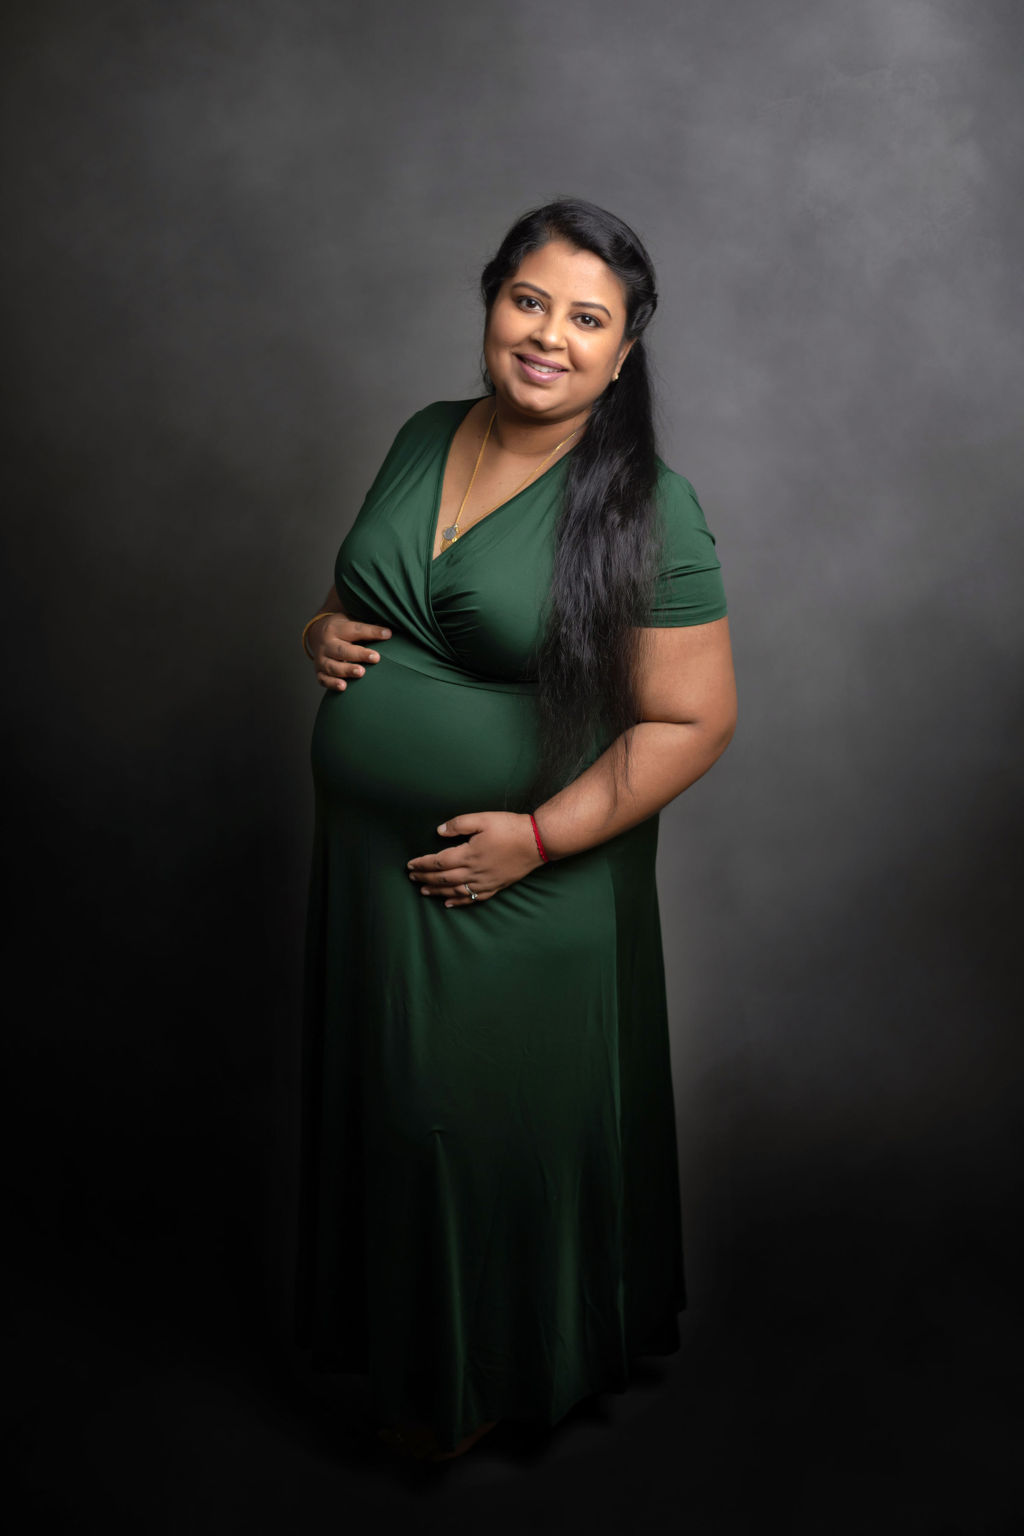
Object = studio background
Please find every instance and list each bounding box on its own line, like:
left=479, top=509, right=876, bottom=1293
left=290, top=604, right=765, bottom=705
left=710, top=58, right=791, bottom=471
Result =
left=4, top=1, right=1021, bottom=1531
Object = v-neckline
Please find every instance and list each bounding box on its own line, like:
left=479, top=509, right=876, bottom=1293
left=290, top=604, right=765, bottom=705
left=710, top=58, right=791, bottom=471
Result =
left=427, top=398, right=575, bottom=569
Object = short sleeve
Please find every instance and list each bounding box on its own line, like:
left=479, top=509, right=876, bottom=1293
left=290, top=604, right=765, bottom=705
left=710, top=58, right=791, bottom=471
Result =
left=644, top=465, right=728, bottom=627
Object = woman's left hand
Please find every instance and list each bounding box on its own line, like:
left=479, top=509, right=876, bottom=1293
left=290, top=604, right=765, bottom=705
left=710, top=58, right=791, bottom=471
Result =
left=407, top=812, right=544, bottom=907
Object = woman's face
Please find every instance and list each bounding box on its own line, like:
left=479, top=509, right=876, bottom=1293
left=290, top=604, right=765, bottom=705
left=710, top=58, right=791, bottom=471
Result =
left=484, top=238, right=635, bottom=423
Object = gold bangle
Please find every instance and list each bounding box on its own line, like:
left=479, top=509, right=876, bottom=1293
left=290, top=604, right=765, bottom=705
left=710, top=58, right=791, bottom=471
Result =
left=302, top=611, right=334, bottom=659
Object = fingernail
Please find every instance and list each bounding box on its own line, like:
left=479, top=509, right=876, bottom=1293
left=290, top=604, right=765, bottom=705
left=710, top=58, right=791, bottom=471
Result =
left=369, top=653, right=379, bottom=662
left=355, top=666, right=364, bottom=675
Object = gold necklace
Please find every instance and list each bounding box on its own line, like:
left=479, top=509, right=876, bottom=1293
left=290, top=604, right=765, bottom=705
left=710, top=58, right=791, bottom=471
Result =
left=439, top=408, right=583, bottom=553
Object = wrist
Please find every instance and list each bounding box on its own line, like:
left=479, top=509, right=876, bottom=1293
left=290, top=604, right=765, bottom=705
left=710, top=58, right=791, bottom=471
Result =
left=527, top=810, right=552, bottom=866
left=302, top=610, right=334, bottom=659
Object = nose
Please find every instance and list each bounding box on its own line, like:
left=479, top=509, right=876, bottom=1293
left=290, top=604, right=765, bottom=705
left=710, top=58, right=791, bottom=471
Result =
left=530, top=309, right=567, bottom=353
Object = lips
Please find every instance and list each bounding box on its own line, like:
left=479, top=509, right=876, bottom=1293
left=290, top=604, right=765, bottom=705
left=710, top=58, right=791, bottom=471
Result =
left=515, top=353, right=568, bottom=379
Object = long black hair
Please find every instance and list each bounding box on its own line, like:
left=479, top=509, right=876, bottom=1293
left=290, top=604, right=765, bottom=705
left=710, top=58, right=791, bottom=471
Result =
left=480, top=198, right=663, bottom=810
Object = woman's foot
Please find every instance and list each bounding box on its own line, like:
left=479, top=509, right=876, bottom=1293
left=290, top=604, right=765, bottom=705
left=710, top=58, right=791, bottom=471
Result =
left=376, top=1417, right=498, bottom=1462
left=427, top=1419, right=498, bottom=1461
left=376, top=1419, right=437, bottom=1459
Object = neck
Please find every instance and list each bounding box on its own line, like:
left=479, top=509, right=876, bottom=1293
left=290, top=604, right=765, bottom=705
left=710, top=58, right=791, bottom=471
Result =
left=489, top=395, right=592, bottom=457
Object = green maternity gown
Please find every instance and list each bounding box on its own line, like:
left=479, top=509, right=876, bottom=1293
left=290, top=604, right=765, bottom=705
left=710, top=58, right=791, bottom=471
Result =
left=294, top=397, right=727, bottom=1452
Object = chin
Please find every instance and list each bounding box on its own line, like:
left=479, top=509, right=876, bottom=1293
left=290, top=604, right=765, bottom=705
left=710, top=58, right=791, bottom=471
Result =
left=498, top=378, right=571, bottom=415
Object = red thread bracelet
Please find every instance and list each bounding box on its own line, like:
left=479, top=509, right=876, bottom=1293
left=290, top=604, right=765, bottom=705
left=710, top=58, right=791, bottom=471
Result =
left=529, top=812, right=550, bottom=863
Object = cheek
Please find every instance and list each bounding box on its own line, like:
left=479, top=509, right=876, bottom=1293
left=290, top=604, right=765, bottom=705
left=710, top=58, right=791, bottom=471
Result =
left=483, top=318, right=505, bottom=363
left=571, top=332, right=617, bottom=369
left=488, top=306, right=524, bottom=349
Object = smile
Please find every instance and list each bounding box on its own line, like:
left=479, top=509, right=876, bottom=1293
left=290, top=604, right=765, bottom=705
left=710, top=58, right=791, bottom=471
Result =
left=515, top=354, right=568, bottom=381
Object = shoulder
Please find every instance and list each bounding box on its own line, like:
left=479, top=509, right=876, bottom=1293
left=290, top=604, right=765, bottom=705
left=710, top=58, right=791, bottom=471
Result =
left=651, top=458, right=719, bottom=557
left=644, top=459, right=727, bottom=625
left=653, top=459, right=712, bottom=531
left=390, top=397, right=482, bottom=446
left=364, top=399, right=480, bottom=489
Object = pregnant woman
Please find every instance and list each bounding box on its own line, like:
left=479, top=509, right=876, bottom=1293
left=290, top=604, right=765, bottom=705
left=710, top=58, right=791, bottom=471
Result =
left=294, top=199, right=737, bottom=1463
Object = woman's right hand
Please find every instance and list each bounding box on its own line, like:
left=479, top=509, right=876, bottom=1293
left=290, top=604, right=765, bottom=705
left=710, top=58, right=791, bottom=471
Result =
left=309, top=613, right=392, bottom=691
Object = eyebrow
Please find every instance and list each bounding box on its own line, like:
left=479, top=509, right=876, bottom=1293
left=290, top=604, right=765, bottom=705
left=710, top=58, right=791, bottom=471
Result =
left=511, top=280, right=613, bottom=319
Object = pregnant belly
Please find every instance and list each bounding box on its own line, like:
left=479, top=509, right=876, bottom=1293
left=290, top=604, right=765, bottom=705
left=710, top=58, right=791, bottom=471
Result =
left=311, top=639, right=542, bottom=821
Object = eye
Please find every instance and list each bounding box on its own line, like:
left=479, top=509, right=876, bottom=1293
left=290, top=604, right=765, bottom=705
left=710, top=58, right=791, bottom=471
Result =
left=575, top=313, right=603, bottom=329
left=515, top=295, right=543, bottom=312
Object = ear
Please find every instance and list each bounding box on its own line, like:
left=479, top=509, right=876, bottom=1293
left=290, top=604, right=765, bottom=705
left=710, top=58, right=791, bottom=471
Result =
left=613, top=337, right=636, bottom=381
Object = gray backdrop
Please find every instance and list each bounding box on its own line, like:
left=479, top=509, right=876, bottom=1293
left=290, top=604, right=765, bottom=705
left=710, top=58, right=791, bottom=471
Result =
left=4, top=0, right=1021, bottom=1529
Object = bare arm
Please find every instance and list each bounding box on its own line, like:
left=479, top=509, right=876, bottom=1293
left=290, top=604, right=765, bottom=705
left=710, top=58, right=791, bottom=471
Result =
left=408, top=617, right=736, bottom=907
left=532, top=617, right=737, bottom=860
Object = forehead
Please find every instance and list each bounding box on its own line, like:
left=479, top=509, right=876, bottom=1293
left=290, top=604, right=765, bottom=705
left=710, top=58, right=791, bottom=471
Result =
left=507, top=238, right=627, bottom=310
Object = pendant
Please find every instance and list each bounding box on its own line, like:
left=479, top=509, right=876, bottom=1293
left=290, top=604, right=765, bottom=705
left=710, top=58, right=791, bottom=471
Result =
left=441, top=525, right=459, bottom=546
